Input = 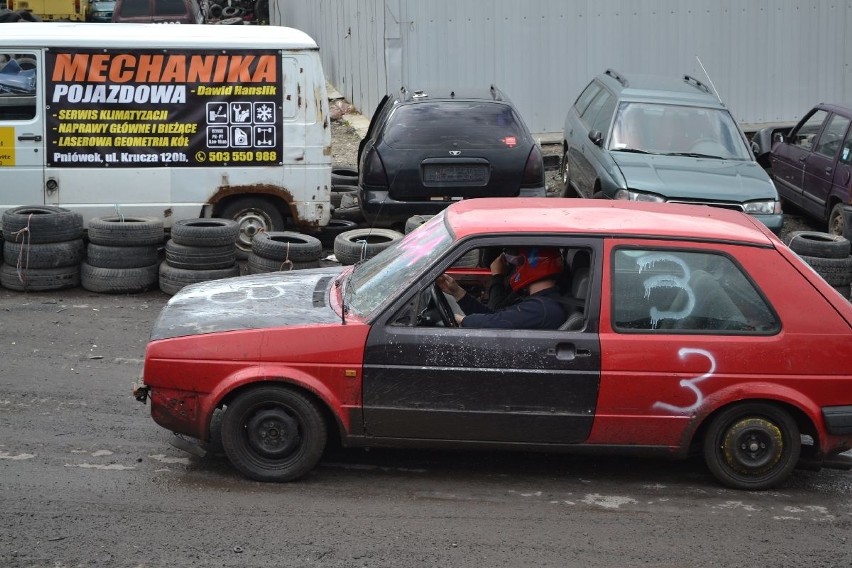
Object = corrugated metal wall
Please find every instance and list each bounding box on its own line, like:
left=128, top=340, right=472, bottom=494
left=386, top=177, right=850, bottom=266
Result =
left=273, top=0, right=852, bottom=137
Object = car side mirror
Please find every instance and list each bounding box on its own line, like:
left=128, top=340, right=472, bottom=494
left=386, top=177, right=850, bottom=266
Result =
left=588, top=130, right=603, bottom=146
left=773, top=132, right=786, bottom=144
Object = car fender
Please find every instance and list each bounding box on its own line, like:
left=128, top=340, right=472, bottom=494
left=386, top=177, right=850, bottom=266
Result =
left=200, top=363, right=354, bottom=440
left=683, top=381, right=825, bottom=452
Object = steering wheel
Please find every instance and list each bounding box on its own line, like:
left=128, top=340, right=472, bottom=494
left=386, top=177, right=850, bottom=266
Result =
left=430, top=283, right=458, bottom=327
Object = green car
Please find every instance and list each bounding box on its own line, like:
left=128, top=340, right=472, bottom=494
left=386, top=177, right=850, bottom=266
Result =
left=87, top=0, right=115, bottom=22
left=560, top=69, right=783, bottom=234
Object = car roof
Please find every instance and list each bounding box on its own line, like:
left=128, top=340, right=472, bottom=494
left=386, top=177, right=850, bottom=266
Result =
left=815, top=102, right=852, bottom=116
left=0, top=22, right=318, bottom=50
left=445, top=198, right=775, bottom=246
left=597, top=69, right=725, bottom=109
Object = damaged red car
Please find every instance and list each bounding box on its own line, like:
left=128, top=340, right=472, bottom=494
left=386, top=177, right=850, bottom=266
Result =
left=135, top=198, right=852, bottom=490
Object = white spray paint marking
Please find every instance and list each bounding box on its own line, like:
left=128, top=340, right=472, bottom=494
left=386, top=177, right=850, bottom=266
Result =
left=773, top=516, right=802, bottom=521
left=519, top=491, right=542, bottom=498
left=65, top=463, right=135, bottom=471
left=149, top=454, right=191, bottom=465
left=637, top=253, right=694, bottom=327
left=653, top=347, right=716, bottom=414
left=0, top=451, right=36, bottom=460
left=582, top=494, right=638, bottom=509
left=91, top=450, right=113, bottom=457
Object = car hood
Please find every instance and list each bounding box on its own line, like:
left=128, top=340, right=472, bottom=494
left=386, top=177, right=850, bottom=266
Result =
left=612, top=153, right=777, bottom=201
left=150, top=267, right=345, bottom=340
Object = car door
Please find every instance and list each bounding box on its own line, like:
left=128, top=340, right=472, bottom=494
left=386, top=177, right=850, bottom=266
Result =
left=771, top=108, right=829, bottom=208
left=801, top=113, right=851, bottom=220
left=356, top=94, right=390, bottom=167
left=833, top=125, right=852, bottom=209
left=572, top=88, right=616, bottom=198
left=0, top=50, right=44, bottom=210
left=565, top=82, right=600, bottom=198
left=361, top=237, right=603, bottom=445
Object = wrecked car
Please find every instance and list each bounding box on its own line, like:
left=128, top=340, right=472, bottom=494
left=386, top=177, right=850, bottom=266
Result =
left=136, top=198, right=852, bottom=490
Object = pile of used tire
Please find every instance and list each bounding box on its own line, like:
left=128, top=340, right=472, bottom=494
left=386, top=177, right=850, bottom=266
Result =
left=247, top=231, right=323, bottom=274
left=82, top=216, right=164, bottom=294
left=785, top=230, right=852, bottom=300
left=0, top=8, right=41, bottom=22
left=205, top=0, right=268, bottom=24
left=1, top=206, right=84, bottom=292
left=333, top=228, right=403, bottom=265
left=159, top=219, right=241, bottom=295
left=330, top=165, right=363, bottom=224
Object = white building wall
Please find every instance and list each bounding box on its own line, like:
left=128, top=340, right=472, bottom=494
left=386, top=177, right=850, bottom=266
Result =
left=273, top=0, right=852, bottom=136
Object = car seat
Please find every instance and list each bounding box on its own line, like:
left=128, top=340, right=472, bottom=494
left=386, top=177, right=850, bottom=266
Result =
left=559, top=250, right=591, bottom=331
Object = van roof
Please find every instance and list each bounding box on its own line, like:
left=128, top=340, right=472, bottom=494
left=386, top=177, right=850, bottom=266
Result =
left=0, top=22, right=319, bottom=50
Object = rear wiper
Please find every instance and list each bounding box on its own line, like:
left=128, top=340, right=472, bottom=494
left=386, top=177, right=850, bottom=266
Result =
left=664, top=152, right=725, bottom=160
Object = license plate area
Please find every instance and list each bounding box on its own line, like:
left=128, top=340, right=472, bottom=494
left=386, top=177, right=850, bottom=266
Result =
left=422, top=163, right=489, bottom=187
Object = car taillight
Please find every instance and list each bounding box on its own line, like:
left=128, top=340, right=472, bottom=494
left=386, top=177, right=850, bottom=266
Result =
left=361, top=148, right=389, bottom=187
left=521, top=145, right=544, bottom=187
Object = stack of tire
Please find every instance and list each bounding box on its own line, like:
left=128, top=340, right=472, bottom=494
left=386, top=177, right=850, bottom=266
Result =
left=247, top=231, right=323, bottom=274
left=785, top=231, right=852, bottom=301
left=331, top=165, right=363, bottom=224
left=82, top=216, right=164, bottom=294
left=333, top=228, right=403, bottom=265
left=159, top=219, right=241, bottom=295
left=1, top=206, right=84, bottom=292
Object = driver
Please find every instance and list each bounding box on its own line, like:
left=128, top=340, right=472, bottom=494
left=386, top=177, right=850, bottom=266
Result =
left=437, top=247, right=566, bottom=329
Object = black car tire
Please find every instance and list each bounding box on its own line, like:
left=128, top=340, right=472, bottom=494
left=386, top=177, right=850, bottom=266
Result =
left=165, top=241, right=237, bottom=270
left=4, top=239, right=84, bottom=269
left=158, top=262, right=241, bottom=296
left=80, top=262, right=159, bottom=294
left=251, top=231, right=322, bottom=262
left=170, top=218, right=240, bottom=247
left=87, top=216, right=165, bottom=246
left=87, top=243, right=159, bottom=269
left=220, top=386, right=327, bottom=482
left=2, top=206, right=83, bottom=244
left=703, top=402, right=800, bottom=490
left=0, top=263, right=79, bottom=292
left=219, top=197, right=286, bottom=257
left=404, top=214, right=434, bottom=234
left=333, top=228, right=402, bottom=265
left=800, top=255, right=852, bottom=286
left=331, top=167, right=359, bottom=187
left=313, top=219, right=358, bottom=248
left=246, top=252, right=319, bottom=273
left=785, top=231, right=850, bottom=259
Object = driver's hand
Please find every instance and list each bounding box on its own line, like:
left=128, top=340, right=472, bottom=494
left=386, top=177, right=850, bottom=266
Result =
left=437, top=274, right=465, bottom=301
left=490, top=255, right=508, bottom=276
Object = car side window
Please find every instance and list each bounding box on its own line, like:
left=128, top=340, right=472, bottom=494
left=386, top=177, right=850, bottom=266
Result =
left=790, top=109, right=829, bottom=151
left=573, top=82, right=601, bottom=117
left=612, top=249, right=778, bottom=334
left=581, top=90, right=612, bottom=128
left=840, top=129, right=852, bottom=165
left=0, top=53, right=37, bottom=122
left=814, top=114, right=851, bottom=159
left=590, top=92, right=616, bottom=136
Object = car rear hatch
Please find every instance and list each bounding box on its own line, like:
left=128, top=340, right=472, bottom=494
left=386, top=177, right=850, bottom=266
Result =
left=381, top=101, right=531, bottom=200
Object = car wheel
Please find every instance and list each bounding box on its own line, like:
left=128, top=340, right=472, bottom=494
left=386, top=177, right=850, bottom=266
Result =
left=219, top=197, right=285, bottom=257
left=828, top=203, right=845, bottom=237
left=559, top=150, right=578, bottom=197
left=220, top=386, right=327, bottom=482
left=703, top=402, right=800, bottom=490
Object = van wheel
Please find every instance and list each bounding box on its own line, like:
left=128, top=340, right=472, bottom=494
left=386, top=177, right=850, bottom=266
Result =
left=221, top=386, right=326, bottom=482
left=219, top=198, right=285, bottom=256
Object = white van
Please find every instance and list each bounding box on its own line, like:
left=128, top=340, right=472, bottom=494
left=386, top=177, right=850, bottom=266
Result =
left=0, top=23, right=331, bottom=251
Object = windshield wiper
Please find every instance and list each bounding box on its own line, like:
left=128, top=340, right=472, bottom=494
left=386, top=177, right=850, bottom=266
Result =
left=613, top=148, right=653, bottom=154
left=663, top=152, right=725, bottom=160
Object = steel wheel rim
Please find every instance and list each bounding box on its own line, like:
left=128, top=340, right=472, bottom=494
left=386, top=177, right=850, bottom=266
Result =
left=722, top=418, right=783, bottom=475
left=235, top=210, right=272, bottom=250
left=245, top=406, right=300, bottom=458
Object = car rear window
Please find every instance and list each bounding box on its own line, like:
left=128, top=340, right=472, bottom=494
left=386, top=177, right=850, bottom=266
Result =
left=384, top=102, right=526, bottom=149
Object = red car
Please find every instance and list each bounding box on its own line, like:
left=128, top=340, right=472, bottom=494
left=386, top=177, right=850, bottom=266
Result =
left=135, top=198, right=852, bottom=490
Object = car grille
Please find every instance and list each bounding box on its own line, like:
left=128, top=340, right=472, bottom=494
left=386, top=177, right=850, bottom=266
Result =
left=667, top=199, right=745, bottom=212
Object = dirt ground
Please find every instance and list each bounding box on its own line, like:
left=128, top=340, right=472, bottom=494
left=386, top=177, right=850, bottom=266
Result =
left=330, top=119, right=819, bottom=240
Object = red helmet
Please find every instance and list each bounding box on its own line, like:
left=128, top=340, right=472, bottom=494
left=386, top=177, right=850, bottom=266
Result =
left=507, top=247, right=563, bottom=292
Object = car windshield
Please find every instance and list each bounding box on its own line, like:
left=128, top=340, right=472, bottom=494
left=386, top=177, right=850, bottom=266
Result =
left=384, top=101, right=525, bottom=149
left=346, top=213, right=454, bottom=316
left=609, top=102, right=751, bottom=160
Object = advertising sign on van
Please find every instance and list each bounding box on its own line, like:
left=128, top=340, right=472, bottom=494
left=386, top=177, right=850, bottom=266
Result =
left=45, top=49, right=283, bottom=168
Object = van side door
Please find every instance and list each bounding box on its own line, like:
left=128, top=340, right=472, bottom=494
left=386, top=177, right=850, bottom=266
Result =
left=0, top=51, right=45, bottom=210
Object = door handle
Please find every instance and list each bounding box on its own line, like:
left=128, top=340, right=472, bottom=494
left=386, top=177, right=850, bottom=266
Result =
left=18, top=134, right=42, bottom=142
left=798, top=156, right=807, bottom=162
left=824, top=166, right=833, bottom=175
left=548, top=344, right=592, bottom=361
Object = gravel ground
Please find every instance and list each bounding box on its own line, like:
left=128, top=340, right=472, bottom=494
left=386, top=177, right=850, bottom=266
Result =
left=330, top=118, right=820, bottom=241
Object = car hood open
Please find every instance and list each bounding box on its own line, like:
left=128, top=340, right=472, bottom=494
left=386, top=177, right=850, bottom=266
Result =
left=612, top=153, right=777, bottom=202
left=150, top=267, right=345, bottom=340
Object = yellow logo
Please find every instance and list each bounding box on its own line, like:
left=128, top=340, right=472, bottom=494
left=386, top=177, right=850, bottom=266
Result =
left=0, top=128, right=15, bottom=167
